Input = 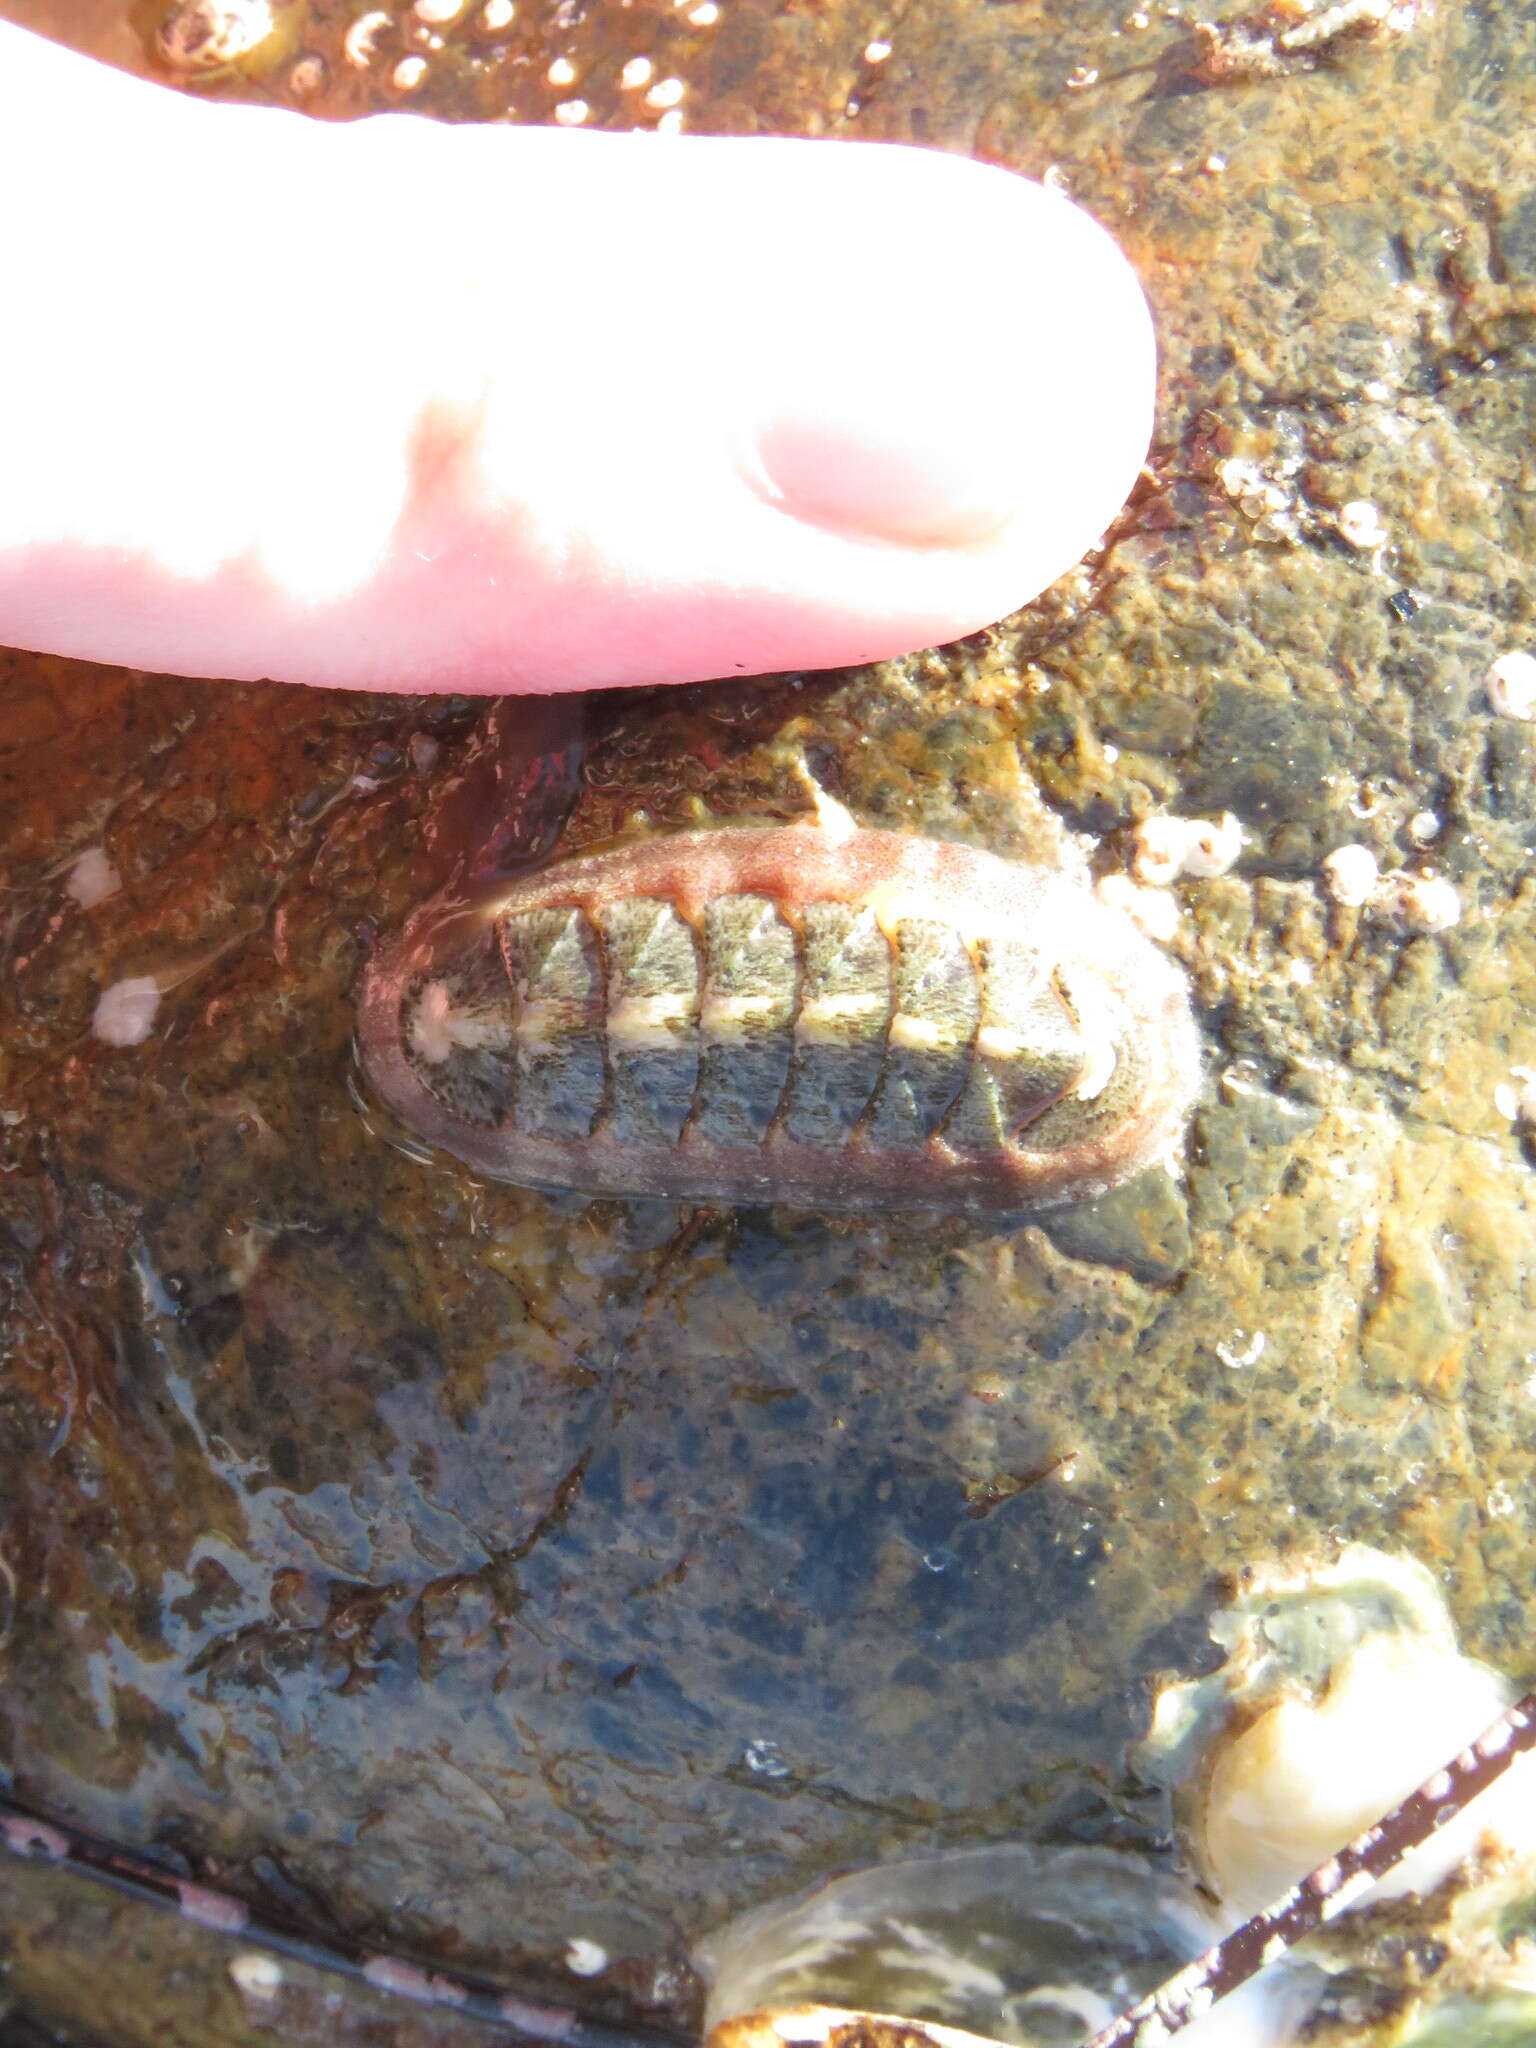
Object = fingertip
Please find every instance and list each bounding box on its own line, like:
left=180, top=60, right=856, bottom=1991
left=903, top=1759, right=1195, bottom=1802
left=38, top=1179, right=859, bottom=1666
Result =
left=0, top=76, right=1156, bottom=695
left=751, top=147, right=1154, bottom=557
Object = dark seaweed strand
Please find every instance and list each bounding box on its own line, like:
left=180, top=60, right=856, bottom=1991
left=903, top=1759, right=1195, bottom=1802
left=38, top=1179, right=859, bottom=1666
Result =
left=1081, top=1688, right=1536, bottom=2048
left=0, top=1792, right=681, bottom=2048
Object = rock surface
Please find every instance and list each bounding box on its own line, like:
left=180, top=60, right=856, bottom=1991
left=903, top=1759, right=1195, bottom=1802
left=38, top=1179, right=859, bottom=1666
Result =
left=3, top=0, right=1536, bottom=2042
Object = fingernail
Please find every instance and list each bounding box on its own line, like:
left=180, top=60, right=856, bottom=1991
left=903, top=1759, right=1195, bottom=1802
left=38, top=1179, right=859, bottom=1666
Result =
left=746, top=392, right=1026, bottom=551
left=729, top=159, right=1154, bottom=553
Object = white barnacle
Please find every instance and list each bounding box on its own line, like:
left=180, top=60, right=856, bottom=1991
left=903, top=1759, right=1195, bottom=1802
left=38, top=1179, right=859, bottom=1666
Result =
left=1132, top=813, right=1243, bottom=886
left=1320, top=844, right=1378, bottom=908
left=974, top=1024, right=1031, bottom=1061
left=1494, top=1065, right=1536, bottom=1128
left=156, top=0, right=275, bottom=69
left=65, top=846, right=121, bottom=909
left=287, top=53, right=325, bottom=94
left=1488, top=649, right=1536, bottom=721
left=93, top=975, right=161, bottom=1047
left=229, top=1953, right=284, bottom=2000
left=1180, top=816, right=1243, bottom=876
left=1129, top=818, right=1190, bottom=889
left=1336, top=499, right=1388, bottom=550
left=1374, top=871, right=1462, bottom=933
left=344, top=10, right=392, bottom=66
left=1215, top=1330, right=1266, bottom=1369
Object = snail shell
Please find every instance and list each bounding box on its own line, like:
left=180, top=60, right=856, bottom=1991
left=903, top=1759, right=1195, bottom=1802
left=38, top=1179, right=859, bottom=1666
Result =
left=357, top=820, right=1199, bottom=1214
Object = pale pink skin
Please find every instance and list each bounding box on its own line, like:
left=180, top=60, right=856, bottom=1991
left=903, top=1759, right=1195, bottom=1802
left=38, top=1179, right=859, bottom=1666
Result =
left=0, top=21, right=1157, bottom=695
left=358, top=825, right=1200, bottom=1213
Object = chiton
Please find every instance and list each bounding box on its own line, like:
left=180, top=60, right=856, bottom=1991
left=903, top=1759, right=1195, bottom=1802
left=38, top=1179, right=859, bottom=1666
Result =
left=357, top=819, right=1200, bottom=1214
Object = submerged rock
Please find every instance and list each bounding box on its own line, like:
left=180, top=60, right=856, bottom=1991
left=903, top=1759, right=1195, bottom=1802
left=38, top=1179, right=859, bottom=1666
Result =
left=5, top=0, right=1536, bottom=2042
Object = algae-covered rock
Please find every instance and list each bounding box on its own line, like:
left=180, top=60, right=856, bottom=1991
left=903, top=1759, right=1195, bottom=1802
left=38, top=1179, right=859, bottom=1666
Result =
left=3, top=0, right=1536, bottom=2042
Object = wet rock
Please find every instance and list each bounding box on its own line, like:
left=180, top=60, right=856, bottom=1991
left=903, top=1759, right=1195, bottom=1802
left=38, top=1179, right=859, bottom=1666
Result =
left=4, top=0, right=1536, bottom=2043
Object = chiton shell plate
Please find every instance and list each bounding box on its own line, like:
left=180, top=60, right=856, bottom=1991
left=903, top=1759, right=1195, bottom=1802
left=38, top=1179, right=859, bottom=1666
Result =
left=357, top=822, right=1200, bottom=1214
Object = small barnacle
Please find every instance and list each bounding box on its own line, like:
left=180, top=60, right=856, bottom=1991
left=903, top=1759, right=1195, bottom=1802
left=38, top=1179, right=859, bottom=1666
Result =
left=1212, top=454, right=1301, bottom=544
left=93, top=975, right=161, bottom=1047
left=1320, top=843, right=1378, bottom=908
left=358, top=816, right=1200, bottom=1216
left=1131, top=812, right=1244, bottom=887
left=343, top=8, right=392, bottom=67
left=286, top=52, right=325, bottom=93
left=1494, top=1066, right=1536, bottom=1134
left=155, top=0, right=272, bottom=68
left=1335, top=498, right=1388, bottom=550
left=1487, top=649, right=1536, bottom=721
left=228, top=1952, right=284, bottom=2002
left=149, top=0, right=302, bottom=77
left=64, top=847, right=121, bottom=910
left=1373, top=870, right=1462, bottom=933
